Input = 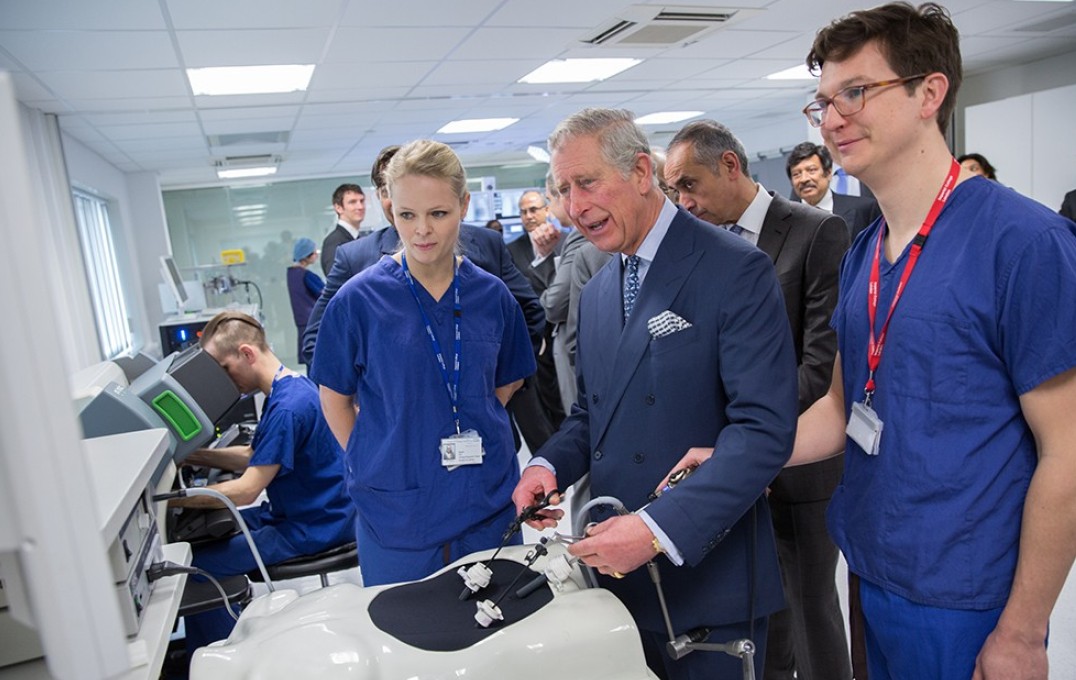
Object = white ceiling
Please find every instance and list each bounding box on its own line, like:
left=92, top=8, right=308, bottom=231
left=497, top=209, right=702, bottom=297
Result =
left=2, top=0, right=1073, bottom=188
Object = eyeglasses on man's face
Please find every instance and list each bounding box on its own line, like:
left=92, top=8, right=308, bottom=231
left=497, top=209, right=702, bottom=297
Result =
left=802, top=74, right=928, bottom=128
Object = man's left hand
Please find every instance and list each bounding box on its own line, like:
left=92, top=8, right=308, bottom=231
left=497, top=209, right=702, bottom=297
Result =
left=532, top=223, right=559, bottom=258
left=568, top=514, right=657, bottom=577
left=972, top=625, right=1048, bottom=679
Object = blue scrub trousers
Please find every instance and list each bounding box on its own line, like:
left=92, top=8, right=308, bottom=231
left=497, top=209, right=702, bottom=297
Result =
left=357, top=503, right=519, bottom=587
left=859, top=577, right=1005, bottom=679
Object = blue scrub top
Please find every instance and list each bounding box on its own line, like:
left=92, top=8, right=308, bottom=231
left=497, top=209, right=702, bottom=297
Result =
left=312, top=256, right=535, bottom=550
left=829, top=177, right=1076, bottom=609
left=249, top=373, right=355, bottom=553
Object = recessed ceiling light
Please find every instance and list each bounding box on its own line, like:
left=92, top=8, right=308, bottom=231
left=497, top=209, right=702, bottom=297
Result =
left=518, top=58, right=642, bottom=84
left=217, top=167, right=278, bottom=179
left=437, top=118, right=519, bottom=134
left=188, top=65, right=315, bottom=96
left=766, top=64, right=815, bottom=81
left=526, top=145, right=551, bottom=162
left=635, top=111, right=704, bottom=125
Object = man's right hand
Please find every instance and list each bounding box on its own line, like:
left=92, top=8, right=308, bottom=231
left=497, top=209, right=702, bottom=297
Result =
left=512, top=466, right=563, bottom=529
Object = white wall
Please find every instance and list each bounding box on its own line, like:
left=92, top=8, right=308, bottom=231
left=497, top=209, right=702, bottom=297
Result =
left=964, top=83, right=1076, bottom=209
left=61, top=134, right=171, bottom=359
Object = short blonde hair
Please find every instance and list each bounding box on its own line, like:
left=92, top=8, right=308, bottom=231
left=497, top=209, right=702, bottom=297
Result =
left=384, top=140, right=468, bottom=202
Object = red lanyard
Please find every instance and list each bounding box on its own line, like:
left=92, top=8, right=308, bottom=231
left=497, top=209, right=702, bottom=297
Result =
left=863, top=158, right=960, bottom=404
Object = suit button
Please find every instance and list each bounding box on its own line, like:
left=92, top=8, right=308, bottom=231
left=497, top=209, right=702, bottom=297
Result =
left=633, top=453, right=645, bottom=463
left=592, top=393, right=600, bottom=404
left=646, top=394, right=655, bottom=405
left=593, top=450, right=603, bottom=461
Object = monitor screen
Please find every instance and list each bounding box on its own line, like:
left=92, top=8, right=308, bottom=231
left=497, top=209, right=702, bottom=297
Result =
left=159, top=255, right=188, bottom=311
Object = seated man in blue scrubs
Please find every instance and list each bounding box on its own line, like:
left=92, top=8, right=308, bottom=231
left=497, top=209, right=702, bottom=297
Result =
left=174, top=310, right=355, bottom=651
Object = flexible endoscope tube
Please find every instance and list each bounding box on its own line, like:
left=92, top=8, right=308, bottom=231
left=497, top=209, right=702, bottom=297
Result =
left=157, top=488, right=275, bottom=591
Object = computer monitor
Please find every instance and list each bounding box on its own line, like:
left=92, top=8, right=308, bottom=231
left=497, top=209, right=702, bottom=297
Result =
left=159, top=255, right=189, bottom=314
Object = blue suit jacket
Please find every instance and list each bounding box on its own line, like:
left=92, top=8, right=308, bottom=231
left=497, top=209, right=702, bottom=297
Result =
left=302, top=223, right=544, bottom=365
left=537, top=208, right=798, bottom=632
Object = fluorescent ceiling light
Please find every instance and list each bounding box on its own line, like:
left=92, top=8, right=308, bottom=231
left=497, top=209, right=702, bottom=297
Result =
left=188, top=65, right=315, bottom=96
left=527, top=145, right=551, bottom=163
left=217, top=167, right=278, bottom=179
left=518, top=58, right=642, bottom=84
left=766, top=64, right=815, bottom=80
left=437, top=118, right=519, bottom=134
left=635, top=111, right=704, bottom=125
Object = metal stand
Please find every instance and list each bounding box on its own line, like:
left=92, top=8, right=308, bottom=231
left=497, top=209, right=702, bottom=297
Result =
left=667, top=631, right=756, bottom=680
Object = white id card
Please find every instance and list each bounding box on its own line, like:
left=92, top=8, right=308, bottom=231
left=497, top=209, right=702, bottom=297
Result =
left=441, top=429, right=484, bottom=469
left=847, top=401, right=883, bottom=456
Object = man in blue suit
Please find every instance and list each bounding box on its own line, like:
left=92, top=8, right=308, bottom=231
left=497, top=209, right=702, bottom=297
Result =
left=513, top=108, right=798, bottom=680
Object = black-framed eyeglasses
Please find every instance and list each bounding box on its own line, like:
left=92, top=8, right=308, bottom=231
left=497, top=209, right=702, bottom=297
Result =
left=802, top=74, right=928, bottom=128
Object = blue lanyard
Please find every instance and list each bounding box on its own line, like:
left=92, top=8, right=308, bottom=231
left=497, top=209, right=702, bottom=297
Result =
left=401, top=254, right=462, bottom=434
left=266, top=363, right=286, bottom=401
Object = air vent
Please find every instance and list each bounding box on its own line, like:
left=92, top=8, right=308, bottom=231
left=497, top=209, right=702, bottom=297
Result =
left=213, top=154, right=281, bottom=169
left=581, top=5, right=759, bottom=47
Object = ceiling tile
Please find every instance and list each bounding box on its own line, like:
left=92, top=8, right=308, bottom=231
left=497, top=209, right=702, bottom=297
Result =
left=0, top=0, right=167, bottom=30
left=450, top=27, right=585, bottom=61
left=0, top=31, right=178, bottom=71
left=311, top=61, right=436, bottom=90
left=36, top=69, right=189, bottom=99
left=419, top=60, right=536, bottom=88
left=340, top=0, right=502, bottom=28
left=79, top=110, right=199, bottom=126
left=166, top=0, right=346, bottom=29
left=323, top=27, right=471, bottom=63
left=95, top=121, right=204, bottom=140
left=198, top=105, right=300, bottom=122
left=201, top=116, right=296, bottom=135
left=176, top=29, right=331, bottom=67
left=302, top=86, right=412, bottom=103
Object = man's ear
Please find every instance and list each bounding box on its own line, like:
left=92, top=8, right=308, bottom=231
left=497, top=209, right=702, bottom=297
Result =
left=919, top=72, right=949, bottom=123
left=237, top=343, right=258, bottom=365
left=721, top=150, right=742, bottom=178
left=633, top=151, right=655, bottom=194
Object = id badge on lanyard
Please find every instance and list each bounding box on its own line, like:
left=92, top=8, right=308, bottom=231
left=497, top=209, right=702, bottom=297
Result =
left=441, top=429, right=484, bottom=471
left=850, top=158, right=960, bottom=457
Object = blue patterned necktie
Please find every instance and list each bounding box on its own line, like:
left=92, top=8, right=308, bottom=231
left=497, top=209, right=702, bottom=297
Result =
left=623, top=255, right=641, bottom=322
left=727, top=224, right=745, bottom=236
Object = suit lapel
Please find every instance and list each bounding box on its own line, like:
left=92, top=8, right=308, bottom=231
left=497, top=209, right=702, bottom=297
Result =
left=756, top=192, right=791, bottom=263
left=591, top=213, right=702, bottom=446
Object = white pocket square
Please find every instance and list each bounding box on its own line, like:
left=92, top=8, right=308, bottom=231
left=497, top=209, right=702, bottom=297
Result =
left=647, top=310, right=693, bottom=339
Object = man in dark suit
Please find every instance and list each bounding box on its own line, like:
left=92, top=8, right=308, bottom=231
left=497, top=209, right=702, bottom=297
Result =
left=666, top=121, right=851, bottom=680
left=787, top=142, right=881, bottom=242
left=320, top=183, right=366, bottom=276
left=302, top=147, right=549, bottom=454
left=507, top=190, right=566, bottom=434
left=514, top=108, right=798, bottom=680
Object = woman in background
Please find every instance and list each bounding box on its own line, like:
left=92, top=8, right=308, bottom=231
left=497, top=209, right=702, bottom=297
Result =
left=312, top=140, right=535, bottom=586
left=958, top=152, right=998, bottom=181
left=286, top=237, right=324, bottom=370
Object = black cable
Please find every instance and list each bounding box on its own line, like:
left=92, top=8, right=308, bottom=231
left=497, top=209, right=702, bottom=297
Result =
left=235, top=280, right=263, bottom=309
left=749, top=499, right=757, bottom=646
left=147, top=561, right=240, bottom=621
